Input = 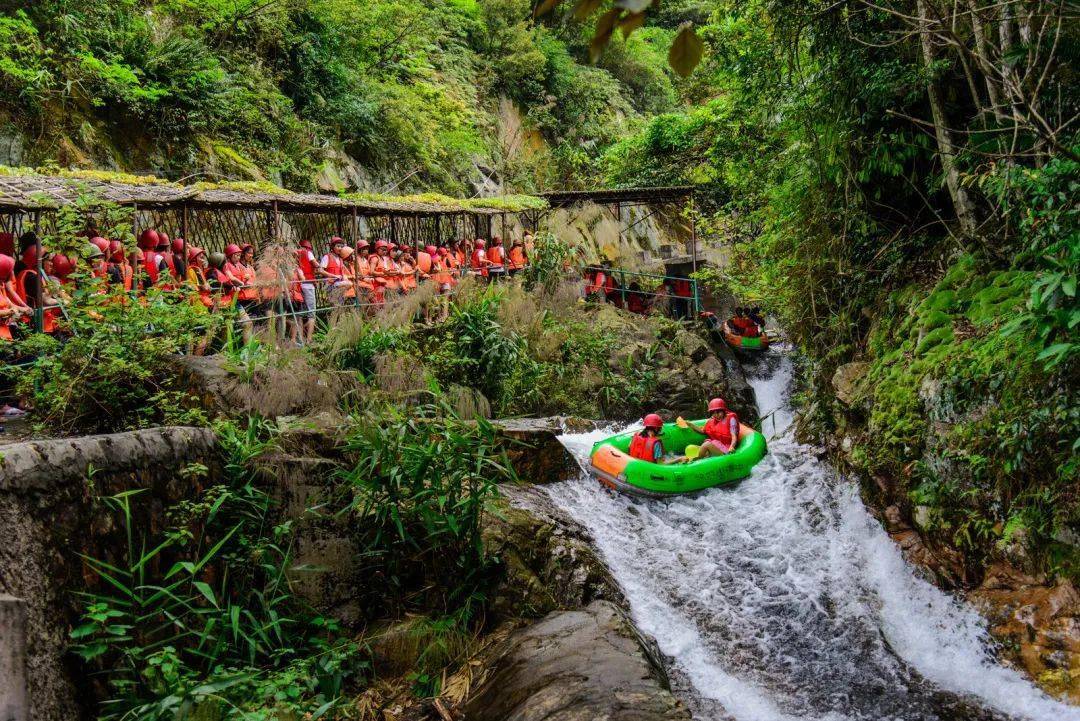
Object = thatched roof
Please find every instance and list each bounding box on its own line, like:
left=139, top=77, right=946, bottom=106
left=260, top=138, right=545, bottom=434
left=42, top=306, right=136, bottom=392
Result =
left=0, top=170, right=544, bottom=216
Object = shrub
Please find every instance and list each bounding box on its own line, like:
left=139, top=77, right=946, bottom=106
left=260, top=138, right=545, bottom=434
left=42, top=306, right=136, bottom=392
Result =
left=340, top=405, right=511, bottom=616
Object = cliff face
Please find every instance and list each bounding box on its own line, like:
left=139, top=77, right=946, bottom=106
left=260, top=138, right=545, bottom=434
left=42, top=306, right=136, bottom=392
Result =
left=806, top=254, right=1080, bottom=701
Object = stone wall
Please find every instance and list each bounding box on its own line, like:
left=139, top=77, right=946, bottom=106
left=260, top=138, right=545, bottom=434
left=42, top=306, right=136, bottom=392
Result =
left=0, top=428, right=217, bottom=721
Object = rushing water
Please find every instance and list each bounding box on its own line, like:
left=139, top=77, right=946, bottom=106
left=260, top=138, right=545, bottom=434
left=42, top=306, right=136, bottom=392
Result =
left=544, top=355, right=1077, bottom=721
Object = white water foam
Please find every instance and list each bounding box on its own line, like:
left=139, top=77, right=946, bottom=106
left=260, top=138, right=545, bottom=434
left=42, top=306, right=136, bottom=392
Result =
left=544, top=356, right=1076, bottom=721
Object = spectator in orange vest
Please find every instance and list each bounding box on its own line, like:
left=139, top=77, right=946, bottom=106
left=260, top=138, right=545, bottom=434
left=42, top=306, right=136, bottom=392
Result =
left=295, top=239, right=318, bottom=344
left=508, top=238, right=527, bottom=275
left=487, top=236, right=507, bottom=282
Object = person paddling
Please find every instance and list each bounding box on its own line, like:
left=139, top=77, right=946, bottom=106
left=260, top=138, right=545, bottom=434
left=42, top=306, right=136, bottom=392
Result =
left=681, top=398, right=740, bottom=458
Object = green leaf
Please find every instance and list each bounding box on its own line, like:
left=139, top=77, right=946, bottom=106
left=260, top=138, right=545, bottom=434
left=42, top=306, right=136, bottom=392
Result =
left=193, top=581, right=218, bottom=608
left=669, top=25, right=705, bottom=77
left=1063, top=275, right=1076, bottom=297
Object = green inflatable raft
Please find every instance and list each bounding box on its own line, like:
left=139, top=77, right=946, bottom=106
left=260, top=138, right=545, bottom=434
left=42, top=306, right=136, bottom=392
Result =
left=588, top=420, right=767, bottom=497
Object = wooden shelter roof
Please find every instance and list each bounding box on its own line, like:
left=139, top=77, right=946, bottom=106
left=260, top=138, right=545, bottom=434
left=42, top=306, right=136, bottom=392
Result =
left=0, top=172, right=534, bottom=216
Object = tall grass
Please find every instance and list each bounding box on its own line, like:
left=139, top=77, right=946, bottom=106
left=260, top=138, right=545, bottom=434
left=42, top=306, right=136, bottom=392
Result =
left=70, top=419, right=364, bottom=721
left=340, top=405, right=513, bottom=616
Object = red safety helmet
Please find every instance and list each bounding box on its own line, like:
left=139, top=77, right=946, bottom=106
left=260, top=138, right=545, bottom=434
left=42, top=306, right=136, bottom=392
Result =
left=224, top=243, right=242, bottom=257
left=52, top=254, right=75, bottom=279
left=171, top=238, right=186, bottom=254
left=0, top=253, right=13, bottom=280
left=492, top=236, right=502, bottom=244
left=156, top=231, right=170, bottom=250
left=375, top=239, right=390, bottom=250
left=299, top=239, right=314, bottom=251
left=388, top=242, right=398, bottom=250
left=356, top=239, right=370, bottom=250
left=424, top=245, right=437, bottom=256
left=188, top=247, right=205, bottom=263
left=108, top=240, right=125, bottom=262
left=89, top=237, right=110, bottom=255
left=643, top=413, right=664, bottom=430
left=437, top=247, right=449, bottom=256
left=329, top=236, right=345, bottom=247
left=137, top=229, right=160, bottom=251
left=475, top=239, right=486, bottom=249
left=708, top=398, right=727, bottom=413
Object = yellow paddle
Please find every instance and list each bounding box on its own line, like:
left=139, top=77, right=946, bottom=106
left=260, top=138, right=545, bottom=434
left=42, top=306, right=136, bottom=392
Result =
left=676, top=416, right=689, bottom=429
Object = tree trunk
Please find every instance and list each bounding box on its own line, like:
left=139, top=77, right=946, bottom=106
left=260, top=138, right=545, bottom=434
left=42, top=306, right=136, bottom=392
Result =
left=916, top=0, right=978, bottom=235
left=966, top=0, right=1007, bottom=122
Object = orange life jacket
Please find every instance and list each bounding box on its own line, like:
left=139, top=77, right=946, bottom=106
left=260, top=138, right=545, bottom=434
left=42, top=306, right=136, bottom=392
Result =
left=433, top=257, right=453, bottom=286
left=290, top=269, right=304, bottom=304
left=237, top=264, right=258, bottom=302
left=142, top=250, right=160, bottom=286
left=471, top=249, right=488, bottom=276
left=371, top=256, right=400, bottom=290
left=14, top=269, right=59, bottom=333
left=0, top=287, right=15, bottom=340
left=628, top=433, right=662, bottom=462
left=487, top=246, right=505, bottom=270
left=323, top=254, right=345, bottom=280
left=400, top=261, right=417, bottom=292
left=586, top=271, right=606, bottom=296
left=509, top=246, right=526, bottom=269
left=297, top=249, right=317, bottom=281
left=416, top=251, right=433, bottom=275
left=704, top=412, right=739, bottom=448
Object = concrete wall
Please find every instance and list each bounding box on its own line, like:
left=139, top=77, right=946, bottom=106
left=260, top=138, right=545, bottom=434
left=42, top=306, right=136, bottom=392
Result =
left=0, top=428, right=217, bottom=721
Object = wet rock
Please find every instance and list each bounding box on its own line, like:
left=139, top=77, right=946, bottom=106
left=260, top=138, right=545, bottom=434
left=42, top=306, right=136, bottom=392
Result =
left=831, top=362, right=869, bottom=406
left=489, top=418, right=593, bottom=485
left=483, top=489, right=622, bottom=619
left=461, top=600, right=690, bottom=721
left=969, top=564, right=1080, bottom=702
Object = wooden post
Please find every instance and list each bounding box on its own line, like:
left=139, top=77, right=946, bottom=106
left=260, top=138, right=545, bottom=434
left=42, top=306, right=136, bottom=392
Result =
left=615, top=203, right=622, bottom=248
left=0, top=596, right=28, bottom=721
left=32, top=211, right=42, bottom=333
left=689, top=195, right=699, bottom=315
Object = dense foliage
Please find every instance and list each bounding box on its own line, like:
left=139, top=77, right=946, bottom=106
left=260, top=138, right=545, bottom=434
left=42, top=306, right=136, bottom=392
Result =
left=0, top=0, right=699, bottom=192
left=596, top=0, right=1078, bottom=574
left=71, top=420, right=367, bottom=721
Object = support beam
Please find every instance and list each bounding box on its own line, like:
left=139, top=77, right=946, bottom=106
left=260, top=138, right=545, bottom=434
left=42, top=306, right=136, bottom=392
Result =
left=0, top=595, right=29, bottom=721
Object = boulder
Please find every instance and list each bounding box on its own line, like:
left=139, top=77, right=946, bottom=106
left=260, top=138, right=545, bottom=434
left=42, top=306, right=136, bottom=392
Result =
left=969, top=564, right=1080, bottom=702
left=483, top=488, right=622, bottom=619
left=832, top=362, right=869, bottom=406
left=489, top=417, right=593, bottom=485
left=461, top=600, right=690, bottom=721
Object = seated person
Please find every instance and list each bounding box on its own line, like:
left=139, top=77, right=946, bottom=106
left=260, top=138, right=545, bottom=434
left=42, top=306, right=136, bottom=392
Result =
left=682, top=398, right=740, bottom=458
left=629, top=413, right=666, bottom=462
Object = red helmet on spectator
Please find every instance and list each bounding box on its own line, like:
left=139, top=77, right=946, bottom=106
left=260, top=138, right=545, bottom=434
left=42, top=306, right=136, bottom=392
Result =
left=708, top=398, right=727, bottom=413
left=156, top=231, right=170, bottom=250
left=52, top=254, right=75, bottom=279
left=0, top=254, right=13, bottom=280
left=475, top=239, right=486, bottom=249
left=329, top=236, right=344, bottom=247
left=138, top=229, right=160, bottom=251
left=437, top=247, right=449, bottom=256
left=375, top=240, right=390, bottom=250
left=356, top=239, right=370, bottom=250
left=643, top=413, right=664, bottom=430
left=425, top=245, right=437, bottom=256
left=90, top=237, right=110, bottom=255
left=299, top=239, right=314, bottom=251
left=188, top=247, right=205, bottom=263
left=225, top=243, right=242, bottom=257
left=171, top=238, right=186, bottom=254
left=108, top=240, right=125, bottom=262
left=492, top=236, right=502, bottom=244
